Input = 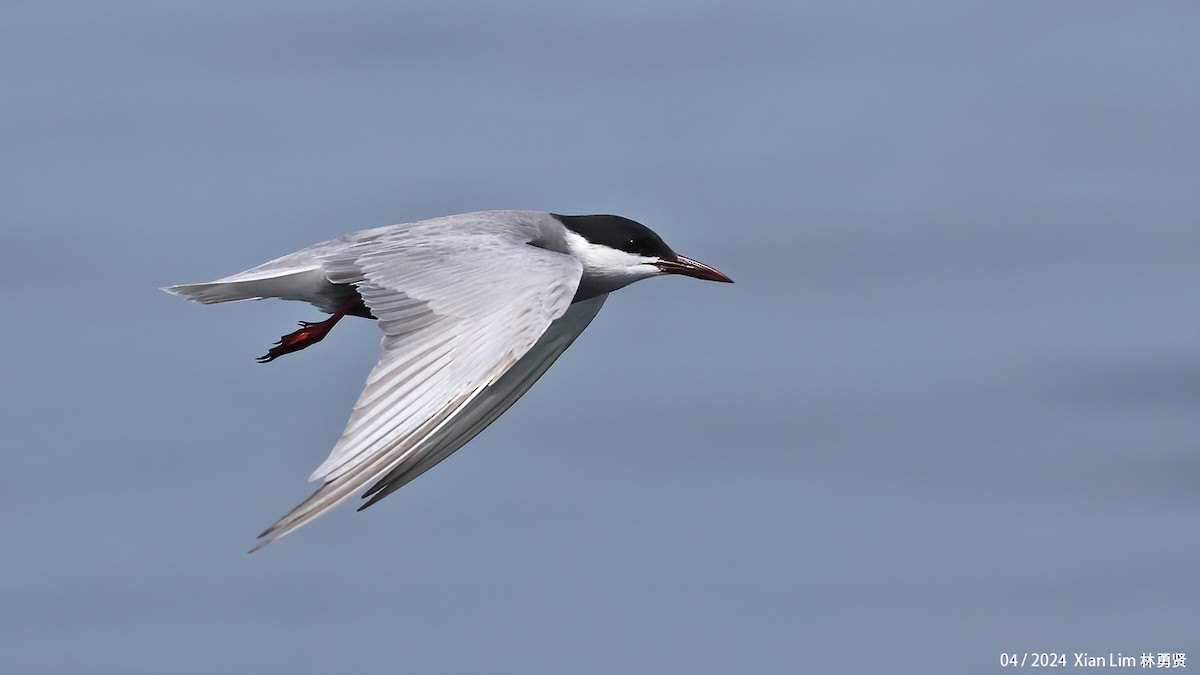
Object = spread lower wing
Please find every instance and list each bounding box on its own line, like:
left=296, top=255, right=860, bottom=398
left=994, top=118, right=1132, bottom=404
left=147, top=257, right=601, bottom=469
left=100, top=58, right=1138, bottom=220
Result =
left=358, top=293, right=607, bottom=508
left=252, top=223, right=583, bottom=550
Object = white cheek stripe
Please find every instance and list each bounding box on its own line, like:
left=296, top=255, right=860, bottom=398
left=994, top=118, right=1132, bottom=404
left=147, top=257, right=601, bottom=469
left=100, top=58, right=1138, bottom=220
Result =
left=562, top=231, right=658, bottom=280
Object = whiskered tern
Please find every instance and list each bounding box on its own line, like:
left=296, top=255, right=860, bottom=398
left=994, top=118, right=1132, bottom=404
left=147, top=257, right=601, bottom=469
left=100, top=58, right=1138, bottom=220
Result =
left=165, top=210, right=732, bottom=550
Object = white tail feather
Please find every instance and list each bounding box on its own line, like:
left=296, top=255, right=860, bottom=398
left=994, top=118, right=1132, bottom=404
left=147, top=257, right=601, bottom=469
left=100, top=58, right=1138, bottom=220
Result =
left=163, top=268, right=333, bottom=306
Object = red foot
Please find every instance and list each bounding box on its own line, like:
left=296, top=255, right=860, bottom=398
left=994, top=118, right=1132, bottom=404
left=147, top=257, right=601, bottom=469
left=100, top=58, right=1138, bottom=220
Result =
left=257, top=299, right=357, bottom=363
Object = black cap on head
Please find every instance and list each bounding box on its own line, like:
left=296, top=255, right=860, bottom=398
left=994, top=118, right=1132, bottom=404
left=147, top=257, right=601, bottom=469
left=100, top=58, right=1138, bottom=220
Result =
left=552, top=214, right=678, bottom=261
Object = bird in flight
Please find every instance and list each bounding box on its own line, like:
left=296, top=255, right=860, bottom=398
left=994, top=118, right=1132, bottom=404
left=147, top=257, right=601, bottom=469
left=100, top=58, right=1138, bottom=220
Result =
left=165, top=210, right=732, bottom=550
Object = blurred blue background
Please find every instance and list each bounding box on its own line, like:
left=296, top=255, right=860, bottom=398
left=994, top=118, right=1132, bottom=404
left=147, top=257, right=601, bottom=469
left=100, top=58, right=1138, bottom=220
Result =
left=2, top=1, right=1198, bottom=672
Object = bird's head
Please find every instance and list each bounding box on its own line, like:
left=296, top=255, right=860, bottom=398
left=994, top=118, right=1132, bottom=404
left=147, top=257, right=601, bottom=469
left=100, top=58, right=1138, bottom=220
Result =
left=554, top=214, right=733, bottom=296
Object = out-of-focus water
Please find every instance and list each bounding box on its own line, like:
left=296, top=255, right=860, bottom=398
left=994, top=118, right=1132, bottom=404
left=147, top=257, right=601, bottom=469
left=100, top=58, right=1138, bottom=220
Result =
left=2, top=1, right=1197, bottom=672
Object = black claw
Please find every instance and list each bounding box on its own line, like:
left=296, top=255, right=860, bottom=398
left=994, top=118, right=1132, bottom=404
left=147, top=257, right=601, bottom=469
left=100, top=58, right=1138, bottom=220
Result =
left=257, top=347, right=284, bottom=363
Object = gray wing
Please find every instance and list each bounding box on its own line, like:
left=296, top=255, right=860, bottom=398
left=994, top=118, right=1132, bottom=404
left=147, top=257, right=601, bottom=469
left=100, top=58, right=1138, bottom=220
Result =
left=253, top=218, right=583, bottom=549
left=357, top=293, right=607, bottom=508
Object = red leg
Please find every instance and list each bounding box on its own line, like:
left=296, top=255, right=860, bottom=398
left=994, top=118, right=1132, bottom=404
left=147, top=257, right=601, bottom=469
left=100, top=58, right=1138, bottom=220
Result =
left=257, top=299, right=358, bottom=363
